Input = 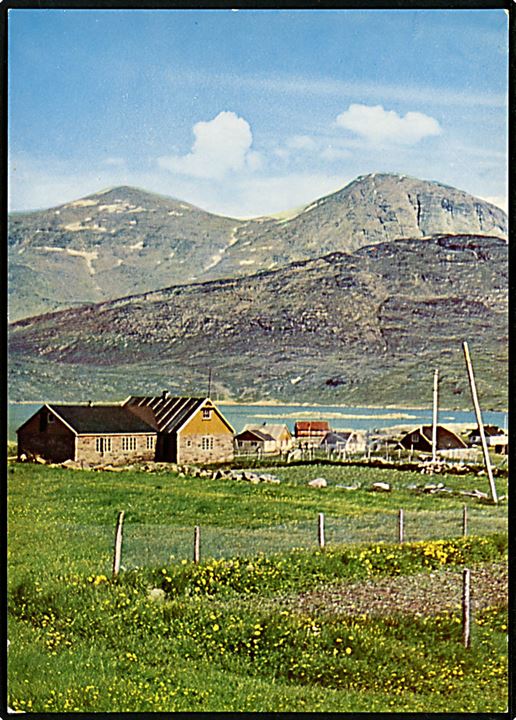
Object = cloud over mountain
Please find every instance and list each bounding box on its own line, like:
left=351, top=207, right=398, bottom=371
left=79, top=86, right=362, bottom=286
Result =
left=336, top=104, right=442, bottom=145
left=157, top=111, right=262, bottom=179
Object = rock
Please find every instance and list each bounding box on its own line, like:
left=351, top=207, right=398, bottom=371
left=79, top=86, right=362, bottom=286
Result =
left=147, top=588, right=166, bottom=603
left=19, top=453, right=27, bottom=462
left=335, top=484, right=359, bottom=490
left=288, top=449, right=302, bottom=462
left=308, top=477, right=328, bottom=488
left=61, top=459, right=81, bottom=469
left=260, top=474, right=281, bottom=484
left=34, top=454, right=47, bottom=464
left=371, top=482, right=391, bottom=492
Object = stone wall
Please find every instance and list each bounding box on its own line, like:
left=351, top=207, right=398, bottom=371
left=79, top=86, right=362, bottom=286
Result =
left=76, top=434, right=157, bottom=465
left=178, top=433, right=234, bottom=464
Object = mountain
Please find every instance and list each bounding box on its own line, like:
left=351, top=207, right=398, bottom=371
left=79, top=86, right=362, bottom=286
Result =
left=8, top=174, right=507, bottom=321
left=9, top=234, right=508, bottom=409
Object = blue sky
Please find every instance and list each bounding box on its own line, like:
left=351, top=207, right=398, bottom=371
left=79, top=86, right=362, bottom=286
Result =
left=9, top=9, right=508, bottom=217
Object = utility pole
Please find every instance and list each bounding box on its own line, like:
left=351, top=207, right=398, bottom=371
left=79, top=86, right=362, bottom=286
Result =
left=207, top=367, right=212, bottom=398
left=462, top=341, right=498, bottom=504
left=432, top=368, right=439, bottom=463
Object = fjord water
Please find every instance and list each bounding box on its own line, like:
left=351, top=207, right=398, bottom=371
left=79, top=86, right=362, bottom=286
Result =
left=7, top=402, right=507, bottom=442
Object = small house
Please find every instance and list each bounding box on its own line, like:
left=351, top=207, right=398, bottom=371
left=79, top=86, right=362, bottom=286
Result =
left=234, top=428, right=277, bottom=455
left=399, top=425, right=467, bottom=453
left=17, top=404, right=157, bottom=465
left=320, top=430, right=366, bottom=455
left=243, top=423, right=292, bottom=453
left=294, top=421, right=330, bottom=439
left=467, top=425, right=508, bottom=454
left=124, top=394, right=234, bottom=464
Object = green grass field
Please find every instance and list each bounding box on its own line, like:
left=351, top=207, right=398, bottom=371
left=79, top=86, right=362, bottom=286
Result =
left=8, top=461, right=508, bottom=712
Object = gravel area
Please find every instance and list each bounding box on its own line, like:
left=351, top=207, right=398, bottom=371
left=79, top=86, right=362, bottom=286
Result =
left=284, top=562, right=508, bottom=617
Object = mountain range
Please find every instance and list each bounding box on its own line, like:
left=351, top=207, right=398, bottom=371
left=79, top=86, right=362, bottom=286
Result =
left=8, top=173, right=507, bottom=322
left=9, top=232, right=508, bottom=408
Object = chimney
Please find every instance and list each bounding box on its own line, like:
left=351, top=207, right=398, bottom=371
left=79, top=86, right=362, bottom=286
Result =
left=161, top=390, right=169, bottom=400
left=87, top=400, right=93, bottom=407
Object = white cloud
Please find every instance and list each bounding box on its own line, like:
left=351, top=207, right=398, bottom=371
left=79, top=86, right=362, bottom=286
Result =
left=336, top=104, right=442, bottom=145
left=157, top=111, right=261, bottom=179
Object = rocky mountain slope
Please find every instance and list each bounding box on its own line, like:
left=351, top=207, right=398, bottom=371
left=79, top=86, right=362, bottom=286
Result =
left=9, top=234, right=508, bottom=409
left=8, top=174, right=507, bottom=321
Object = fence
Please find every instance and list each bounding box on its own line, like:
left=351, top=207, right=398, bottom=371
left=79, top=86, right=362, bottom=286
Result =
left=112, top=505, right=506, bottom=570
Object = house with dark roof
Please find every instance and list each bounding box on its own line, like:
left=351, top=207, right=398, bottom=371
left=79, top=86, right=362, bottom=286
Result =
left=319, top=430, right=366, bottom=454
left=399, top=425, right=467, bottom=453
left=17, top=394, right=235, bottom=465
left=16, top=403, right=157, bottom=465
left=234, top=428, right=277, bottom=455
left=123, top=394, right=234, bottom=464
left=467, top=425, right=508, bottom=454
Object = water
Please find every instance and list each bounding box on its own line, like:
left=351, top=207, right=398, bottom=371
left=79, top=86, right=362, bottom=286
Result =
left=8, top=401, right=507, bottom=442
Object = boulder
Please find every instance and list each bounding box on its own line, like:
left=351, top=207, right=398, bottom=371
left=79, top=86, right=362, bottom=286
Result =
left=147, top=587, right=166, bottom=604
left=308, top=477, right=328, bottom=488
left=371, top=482, right=391, bottom=492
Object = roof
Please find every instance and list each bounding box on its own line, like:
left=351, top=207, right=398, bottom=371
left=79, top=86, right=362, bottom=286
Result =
left=124, top=395, right=234, bottom=434
left=48, top=405, right=156, bottom=434
left=320, top=431, right=352, bottom=446
left=295, top=421, right=330, bottom=431
left=236, top=428, right=276, bottom=442
left=468, top=425, right=505, bottom=437
left=401, top=425, right=467, bottom=449
left=244, top=423, right=291, bottom=440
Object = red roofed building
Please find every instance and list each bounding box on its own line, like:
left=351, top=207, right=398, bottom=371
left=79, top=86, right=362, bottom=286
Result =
left=294, top=421, right=330, bottom=439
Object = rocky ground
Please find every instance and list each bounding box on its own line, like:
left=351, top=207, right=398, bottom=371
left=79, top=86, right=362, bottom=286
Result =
left=285, top=561, right=507, bottom=618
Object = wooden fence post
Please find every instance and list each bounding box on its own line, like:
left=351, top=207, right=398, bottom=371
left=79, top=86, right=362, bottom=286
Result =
left=462, top=568, right=471, bottom=648
left=398, top=508, right=404, bottom=544
left=318, top=512, right=325, bottom=549
left=112, top=511, right=125, bottom=578
left=462, top=504, right=468, bottom=537
left=193, top=525, right=201, bottom=564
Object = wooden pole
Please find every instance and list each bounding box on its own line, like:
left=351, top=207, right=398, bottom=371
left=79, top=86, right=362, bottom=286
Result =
left=432, top=368, right=439, bottom=463
left=193, top=525, right=201, bottom=564
left=462, top=504, right=468, bottom=537
left=462, top=568, right=471, bottom=648
left=462, top=342, right=498, bottom=504
left=398, top=508, right=404, bottom=544
left=112, top=511, right=125, bottom=578
left=318, top=512, right=325, bottom=549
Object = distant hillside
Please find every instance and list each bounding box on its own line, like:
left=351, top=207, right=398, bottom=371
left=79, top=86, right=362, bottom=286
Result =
left=9, top=234, right=508, bottom=409
left=8, top=174, right=507, bottom=321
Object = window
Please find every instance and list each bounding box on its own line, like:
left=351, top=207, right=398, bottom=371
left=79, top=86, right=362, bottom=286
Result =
left=146, top=436, right=155, bottom=450
left=96, top=437, right=111, bottom=454
left=201, top=436, right=214, bottom=451
left=122, top=437, right=137, bottom=451
left=202, top=408, right=212, bottom=420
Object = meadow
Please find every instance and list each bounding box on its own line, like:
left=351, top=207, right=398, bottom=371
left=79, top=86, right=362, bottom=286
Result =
left=8, top=460, right=508, bottom=712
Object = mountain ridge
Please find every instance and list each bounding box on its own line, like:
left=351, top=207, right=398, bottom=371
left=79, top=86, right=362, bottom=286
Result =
left=8, top=173, right=507, bottom=321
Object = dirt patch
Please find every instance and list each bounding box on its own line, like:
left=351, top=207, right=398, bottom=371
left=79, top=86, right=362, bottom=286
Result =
left=283, top=562, right=507, bottom=618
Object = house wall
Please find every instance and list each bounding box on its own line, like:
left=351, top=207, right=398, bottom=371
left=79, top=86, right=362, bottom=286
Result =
left=76, top=434, right=157, bottom=465
left=17, top=411, right=75, bottom=463
left=177, top=409, right=234, bottom=464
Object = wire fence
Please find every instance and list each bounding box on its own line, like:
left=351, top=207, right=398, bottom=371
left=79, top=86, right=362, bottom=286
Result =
left=115, top=507, right=507, bottom=569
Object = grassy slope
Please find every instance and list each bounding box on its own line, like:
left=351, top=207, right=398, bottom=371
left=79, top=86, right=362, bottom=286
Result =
left=8, top=462, right=508, bottom=712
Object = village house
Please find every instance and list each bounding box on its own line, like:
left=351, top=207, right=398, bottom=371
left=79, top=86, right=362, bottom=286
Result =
left=294, top=421, right=330, bottom=440
left=243, top=423, right=292, bottom=453
left=17, top=394, right=235, bottom=466
left=234, top=428, right=277, bottom=455
left=123, top=394, right=234, bottom=464
left=320, top=430, right=366, bottom=455
left=16, top=404, right=158, bottom=465
left=467, top=425, right=508, bottom=454
left=399, top=425, right=467, bottom=453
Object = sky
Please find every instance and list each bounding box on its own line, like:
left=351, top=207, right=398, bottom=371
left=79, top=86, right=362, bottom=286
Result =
left=8, top=8, right=508, bottom=218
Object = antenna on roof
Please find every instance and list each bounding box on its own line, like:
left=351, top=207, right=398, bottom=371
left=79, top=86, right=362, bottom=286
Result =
left=207, top=368, right=212, bottom=398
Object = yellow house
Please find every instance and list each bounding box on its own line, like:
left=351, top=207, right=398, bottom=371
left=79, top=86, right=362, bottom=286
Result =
left=124, top=394, right=234, bottom=464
